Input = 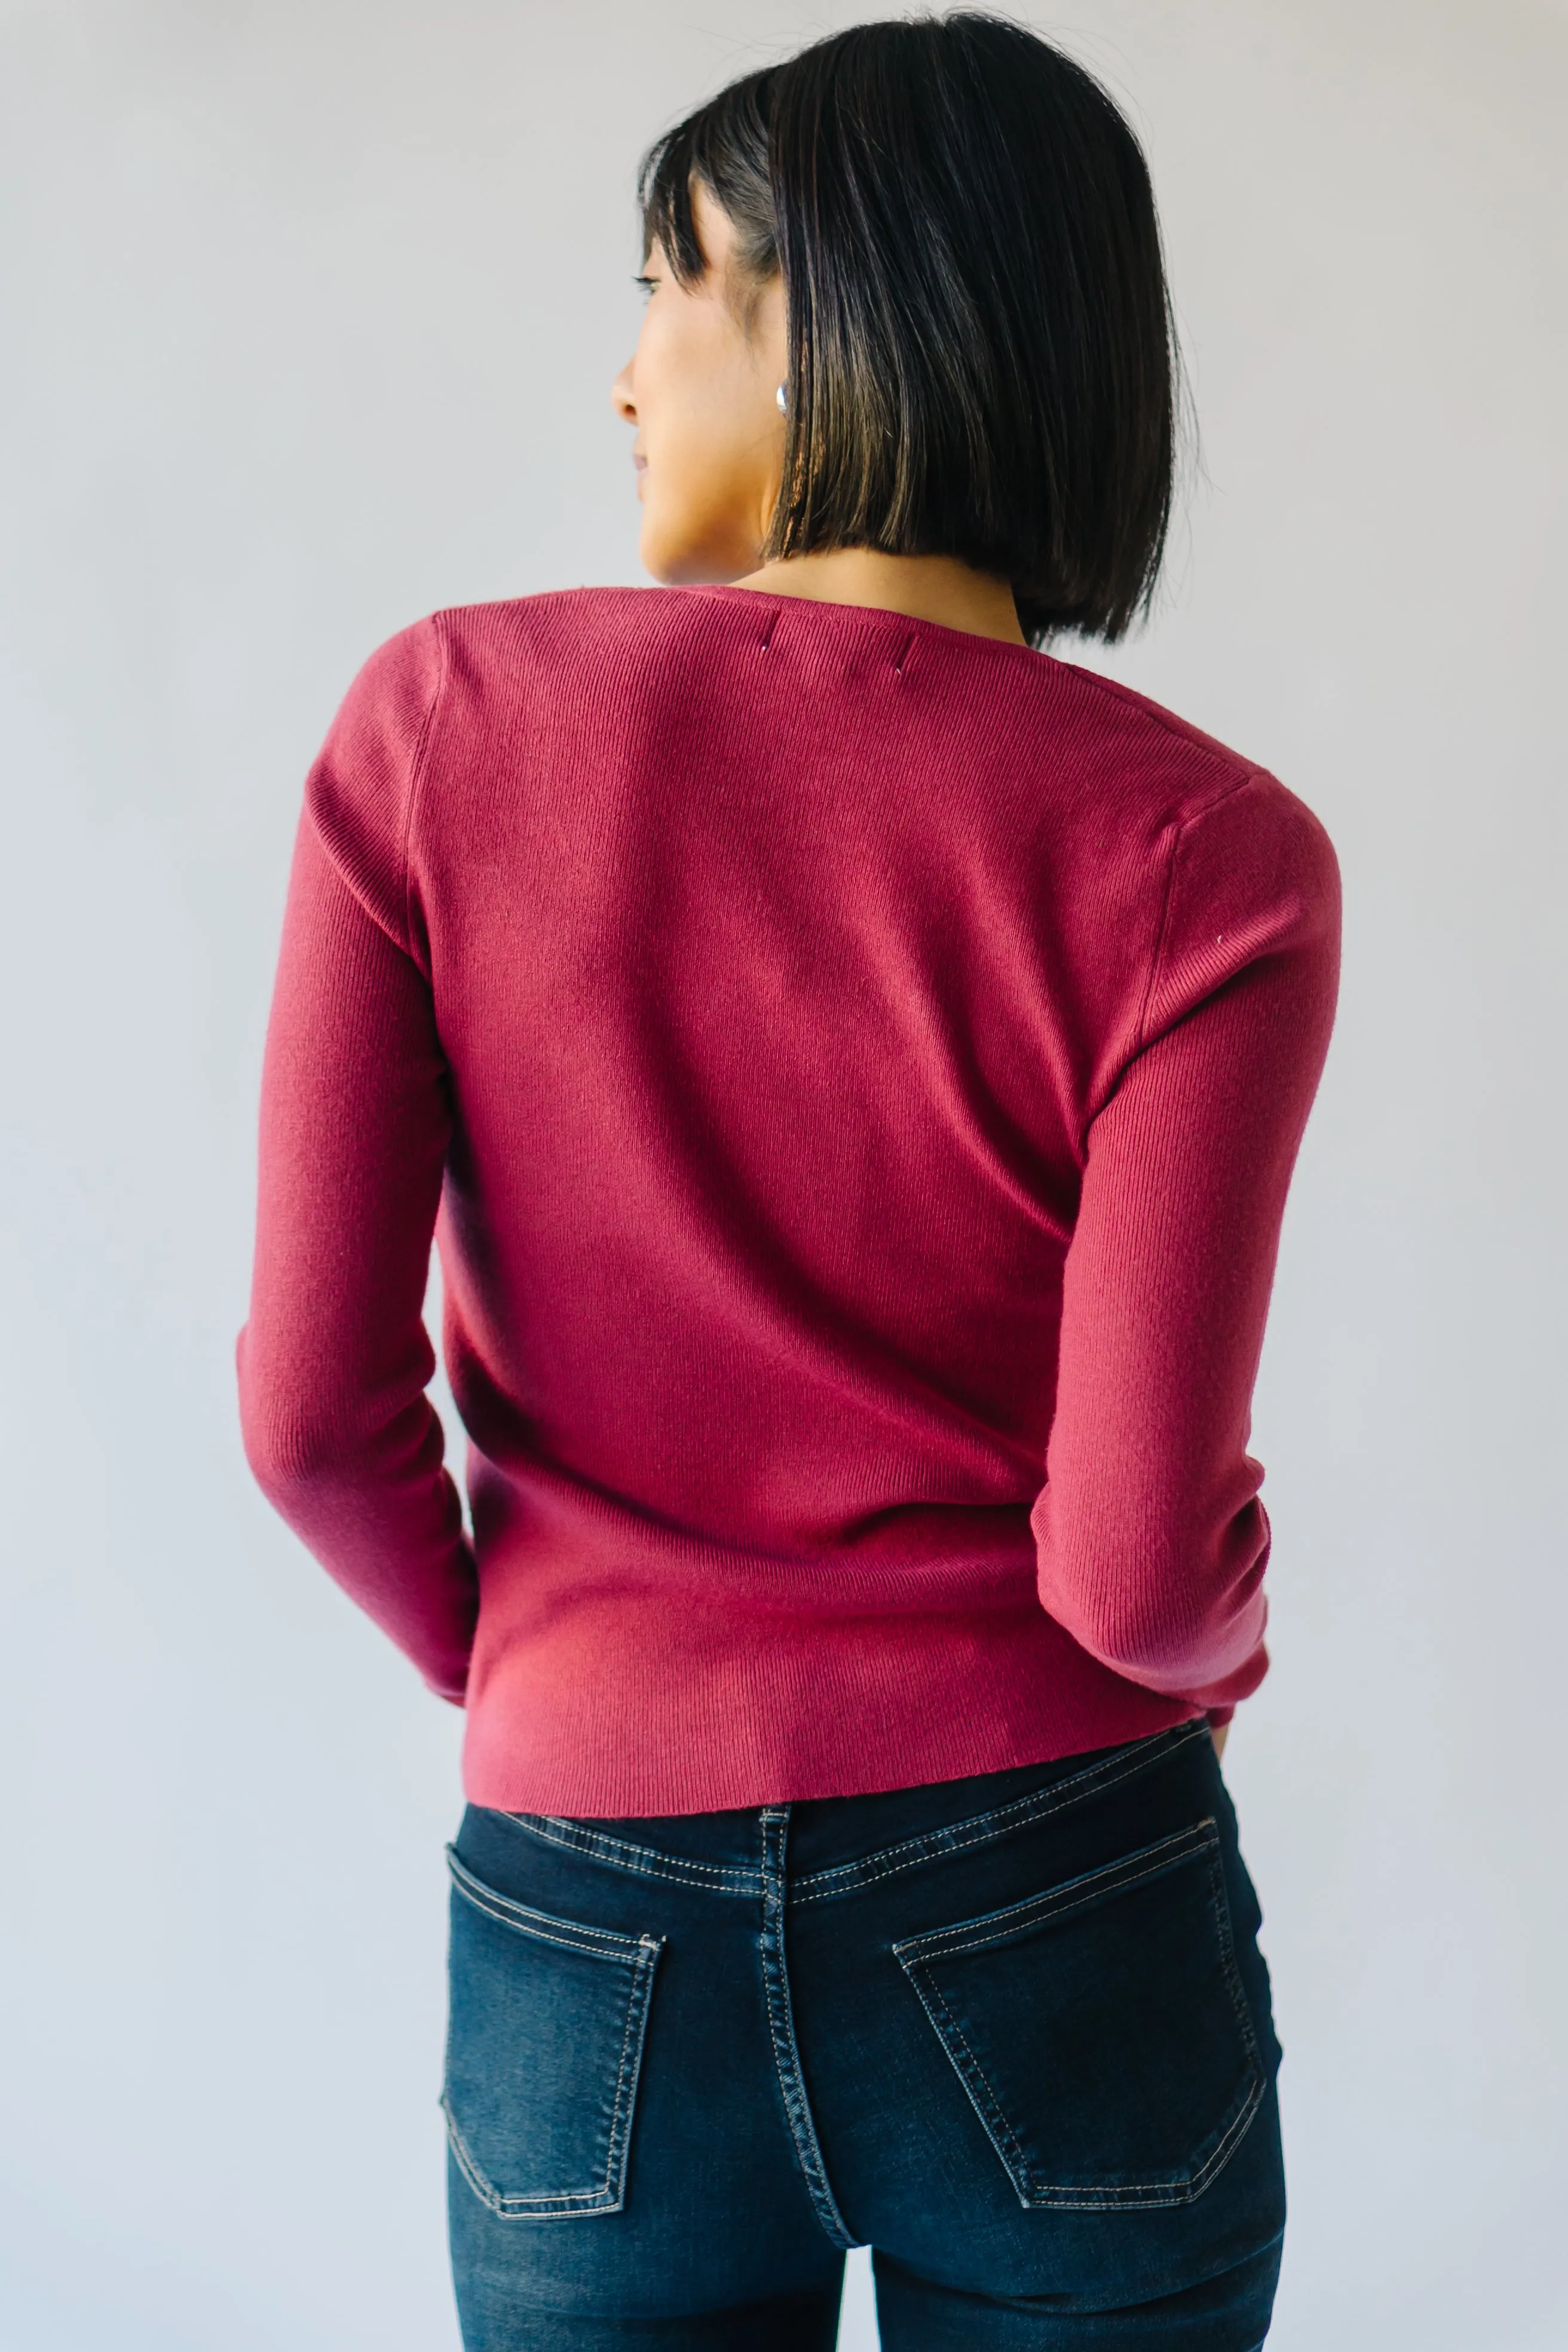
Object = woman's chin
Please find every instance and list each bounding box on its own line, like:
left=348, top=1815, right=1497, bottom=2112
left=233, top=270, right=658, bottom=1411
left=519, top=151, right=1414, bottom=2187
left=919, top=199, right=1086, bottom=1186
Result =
left=638, top=510, right=758, bottom=588
left=638, top=518, right=687, bottom=584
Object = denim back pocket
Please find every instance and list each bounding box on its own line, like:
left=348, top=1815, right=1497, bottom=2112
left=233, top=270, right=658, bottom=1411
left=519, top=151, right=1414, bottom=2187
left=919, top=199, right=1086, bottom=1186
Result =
left=893, top=1818, right=1264, bottom=2212
left=442, top=1848, right=664, bottom=2219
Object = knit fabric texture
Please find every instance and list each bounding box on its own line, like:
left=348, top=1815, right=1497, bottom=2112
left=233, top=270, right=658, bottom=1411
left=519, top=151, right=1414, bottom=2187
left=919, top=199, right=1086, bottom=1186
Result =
left=237, top=585, right=1340, bottom=1815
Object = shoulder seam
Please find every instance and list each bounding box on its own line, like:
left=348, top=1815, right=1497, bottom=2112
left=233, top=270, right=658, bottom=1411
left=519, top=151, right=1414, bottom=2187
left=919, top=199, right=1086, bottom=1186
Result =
left=400, top=613, right=449, bottom=958
left=1133, top=768, right=1267, bottom=1052
left=1049, top=657, right=1262, bottom=783
left=1135, top=822, right=1181, bottom=1057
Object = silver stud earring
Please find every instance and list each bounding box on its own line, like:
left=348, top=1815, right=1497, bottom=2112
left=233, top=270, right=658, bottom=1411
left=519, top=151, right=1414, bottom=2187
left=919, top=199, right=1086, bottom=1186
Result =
left=776, top=382, right=788, bottom=415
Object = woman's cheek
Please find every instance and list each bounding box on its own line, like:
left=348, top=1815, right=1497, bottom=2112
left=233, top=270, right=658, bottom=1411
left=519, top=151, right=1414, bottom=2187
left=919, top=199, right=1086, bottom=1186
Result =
left=640, top=424, right=739, bottom=580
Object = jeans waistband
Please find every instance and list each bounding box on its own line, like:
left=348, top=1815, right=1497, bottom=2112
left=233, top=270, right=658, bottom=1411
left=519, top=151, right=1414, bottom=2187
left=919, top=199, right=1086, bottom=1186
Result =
left=494, top=1721, right=1210, bottom=1908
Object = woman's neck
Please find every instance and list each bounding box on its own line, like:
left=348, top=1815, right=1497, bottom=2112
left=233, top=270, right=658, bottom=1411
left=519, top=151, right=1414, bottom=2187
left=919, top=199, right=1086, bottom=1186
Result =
left=728, top=549, right=1027, bottom=647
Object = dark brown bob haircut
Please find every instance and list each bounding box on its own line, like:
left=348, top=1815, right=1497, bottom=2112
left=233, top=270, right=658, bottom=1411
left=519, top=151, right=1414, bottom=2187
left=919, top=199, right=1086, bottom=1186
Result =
left=639, top=12, right=1179, bottom=645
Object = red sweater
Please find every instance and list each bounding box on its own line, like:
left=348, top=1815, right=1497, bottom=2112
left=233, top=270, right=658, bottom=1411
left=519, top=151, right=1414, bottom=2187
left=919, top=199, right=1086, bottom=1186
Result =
left=237, top=585, right=1339, bottom=1815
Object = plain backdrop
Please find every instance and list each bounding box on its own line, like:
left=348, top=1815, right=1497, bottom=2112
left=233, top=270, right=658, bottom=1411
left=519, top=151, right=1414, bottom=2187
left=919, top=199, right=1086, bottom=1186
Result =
left=2, top=2, right=1564, bottom=2346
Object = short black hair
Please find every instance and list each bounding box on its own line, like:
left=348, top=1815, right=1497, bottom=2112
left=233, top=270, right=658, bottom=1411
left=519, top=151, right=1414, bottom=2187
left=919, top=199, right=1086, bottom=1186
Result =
left=639, top=13, right=1180, bottom=645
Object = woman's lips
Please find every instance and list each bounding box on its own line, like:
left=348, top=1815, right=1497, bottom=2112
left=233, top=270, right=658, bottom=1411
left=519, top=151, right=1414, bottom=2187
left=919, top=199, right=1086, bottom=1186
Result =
left=633, top=450, right=647, bottom=499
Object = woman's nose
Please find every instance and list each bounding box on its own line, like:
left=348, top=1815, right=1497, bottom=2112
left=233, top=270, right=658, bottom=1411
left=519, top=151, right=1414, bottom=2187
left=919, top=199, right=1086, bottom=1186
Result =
left=610, top=361, right=637, bottom=423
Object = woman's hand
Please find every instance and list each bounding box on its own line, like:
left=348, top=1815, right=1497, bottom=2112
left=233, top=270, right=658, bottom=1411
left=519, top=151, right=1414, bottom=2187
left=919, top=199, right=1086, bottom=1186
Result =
left=1209, top=1718, right=1229, bottom=1763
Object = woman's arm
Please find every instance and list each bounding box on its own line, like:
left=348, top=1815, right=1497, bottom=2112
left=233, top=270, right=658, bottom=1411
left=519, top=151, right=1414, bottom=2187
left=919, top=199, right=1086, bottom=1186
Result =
left=1031, top=775, right=1340, bottom=1714
left=236, top=633, right=477, bottom=1701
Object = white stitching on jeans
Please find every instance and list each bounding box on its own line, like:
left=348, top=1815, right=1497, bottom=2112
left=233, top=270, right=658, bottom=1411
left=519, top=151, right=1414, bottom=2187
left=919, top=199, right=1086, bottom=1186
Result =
left=498, top=1812, right=762, bottom=1895
left=792, top=1724, right=1209, bottom=1903
left=592, top=1938, right=654, bottom=2213
left=915, top=1970, right=1032, bottom=2180
left=895, top=1826, right=1266, bottom=2204
left=449, top=1949, right=655, bottom=2212
left=443, top=2099, right=618, bottom=2210
left=757, top=1808, right=856, bottom=2250
left=893, top=1823, right=1219, bottom=1964
left=999, top=2075, right=1266, bottom=2210
left=489, top=1723, right=1209, bottom=1909
left=446, top=1851, right=664, bottom=1961
left=442, top=1870, right=662, bottom=2218
left=906, top=1965, right=1257, bottom=2206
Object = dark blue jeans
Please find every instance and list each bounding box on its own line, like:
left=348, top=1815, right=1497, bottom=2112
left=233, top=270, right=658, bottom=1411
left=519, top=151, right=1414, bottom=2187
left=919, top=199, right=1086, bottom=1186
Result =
left=444, top=1722, right=1285, bottom=2347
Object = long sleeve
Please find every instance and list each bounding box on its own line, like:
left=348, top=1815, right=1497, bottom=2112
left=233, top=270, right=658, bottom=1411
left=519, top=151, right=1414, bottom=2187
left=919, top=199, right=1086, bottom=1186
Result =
left=1031, top=773, right=1341, bottom=1713
left=236, top=623, right=477, bottom=1701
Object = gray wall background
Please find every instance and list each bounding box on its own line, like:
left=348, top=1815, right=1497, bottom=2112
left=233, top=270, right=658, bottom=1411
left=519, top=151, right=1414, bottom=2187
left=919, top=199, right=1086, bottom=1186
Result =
left=2, top=3, right=1563, bottom=2345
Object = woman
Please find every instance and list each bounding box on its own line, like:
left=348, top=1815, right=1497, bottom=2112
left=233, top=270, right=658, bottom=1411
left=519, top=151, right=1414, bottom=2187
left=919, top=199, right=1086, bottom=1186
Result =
left=239, top=15, right=1339, bottom=2347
